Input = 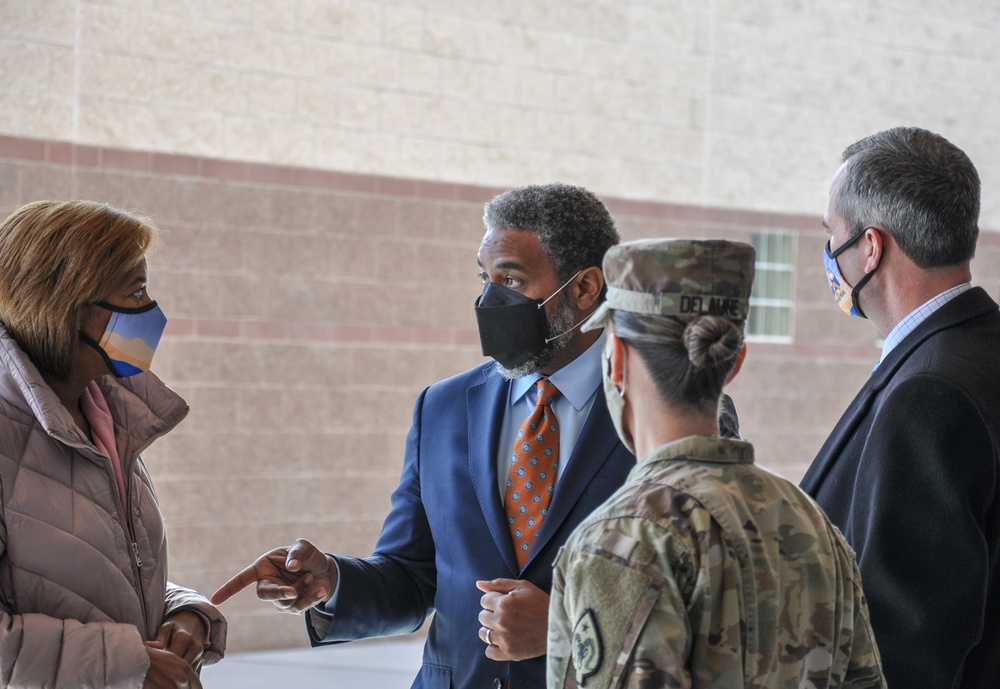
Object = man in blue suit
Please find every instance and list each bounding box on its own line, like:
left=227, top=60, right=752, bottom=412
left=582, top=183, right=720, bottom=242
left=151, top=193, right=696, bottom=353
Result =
left=215, top=182, right=625, bottom=688
left=214, top=183, right=736, bottom=688
left=802, top=127, right=1000, bottom=689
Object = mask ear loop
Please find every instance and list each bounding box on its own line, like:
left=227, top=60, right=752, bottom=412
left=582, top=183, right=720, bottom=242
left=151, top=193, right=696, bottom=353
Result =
left=538, top=270, right=583, bottom=308
left=539, top=269, right=596, bottom=344
left=830, top=227, right=879, bottom=319
left=850, top=269, right=876, bottom=318
left=79, top=331, right=125, bottom=378
left=544, top=314, right=591, bottom=344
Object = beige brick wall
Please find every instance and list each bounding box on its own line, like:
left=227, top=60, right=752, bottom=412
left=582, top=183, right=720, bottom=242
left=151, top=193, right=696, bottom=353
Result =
left=3, top=0, right=1000, bottom=654
left=1, top=1, right=998, bottom=224
left=0, top=140, right=492, bottom=650
left=4, top=138, right=1000, bottom=650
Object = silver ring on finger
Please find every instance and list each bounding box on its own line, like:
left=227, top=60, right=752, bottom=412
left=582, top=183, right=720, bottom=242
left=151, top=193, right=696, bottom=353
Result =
left=486, top=628, right=494, bottom=646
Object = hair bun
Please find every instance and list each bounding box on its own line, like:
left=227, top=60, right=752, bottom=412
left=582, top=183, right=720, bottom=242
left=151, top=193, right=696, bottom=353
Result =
left=683, top=315, right=742, bottom=369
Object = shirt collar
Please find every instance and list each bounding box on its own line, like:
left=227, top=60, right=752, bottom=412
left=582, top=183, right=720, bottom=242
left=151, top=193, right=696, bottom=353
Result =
left=635, top=435, right=755, bottom=472
left=511, top=331, right=606, bottom=412
left=877, top=282, right=972, bottom=367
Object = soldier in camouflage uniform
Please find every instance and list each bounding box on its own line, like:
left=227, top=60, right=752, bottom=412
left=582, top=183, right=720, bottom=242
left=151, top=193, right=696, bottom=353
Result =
left=547, top=239, right=885, bottom=689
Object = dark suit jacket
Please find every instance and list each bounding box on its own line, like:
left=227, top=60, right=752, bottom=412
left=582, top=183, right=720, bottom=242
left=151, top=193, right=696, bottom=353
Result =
left=801, top=287, right=1000, bottom=689
left=307, top=360, right=636, bottom=689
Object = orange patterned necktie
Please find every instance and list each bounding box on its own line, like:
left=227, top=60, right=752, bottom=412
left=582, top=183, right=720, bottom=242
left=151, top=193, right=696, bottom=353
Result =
left=505, top=378, right=560, bottom=568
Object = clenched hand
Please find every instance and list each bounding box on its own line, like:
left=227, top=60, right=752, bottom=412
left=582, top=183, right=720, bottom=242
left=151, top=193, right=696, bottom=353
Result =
left=477, top=578, right=550, bottom=661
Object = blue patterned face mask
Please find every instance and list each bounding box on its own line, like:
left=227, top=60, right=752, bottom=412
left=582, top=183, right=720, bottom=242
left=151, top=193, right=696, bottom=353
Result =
left=823, top=231, right=875, bottom=319
left=80, top=301, right=168, bottom=377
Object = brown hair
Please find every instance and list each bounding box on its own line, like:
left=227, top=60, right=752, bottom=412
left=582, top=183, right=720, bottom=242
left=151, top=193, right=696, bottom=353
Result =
left=0, top=200, right=159, bottom=379
left=610, top=310, right=743, bottom=413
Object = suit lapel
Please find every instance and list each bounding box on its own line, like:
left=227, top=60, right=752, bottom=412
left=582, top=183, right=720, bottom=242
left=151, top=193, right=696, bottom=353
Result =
left=800, top=376, right=878, bottom=493
left=801, top=287, right=997, bottom=493
left=467, top=367, right=520, bottom=574
left=526, top=385, right=622, bottom=568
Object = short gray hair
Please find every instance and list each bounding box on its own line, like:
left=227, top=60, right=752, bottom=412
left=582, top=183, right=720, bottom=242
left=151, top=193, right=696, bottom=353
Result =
left=835, top=127, right=979, bottom=269
left=483, top=183, right=620, bottom=283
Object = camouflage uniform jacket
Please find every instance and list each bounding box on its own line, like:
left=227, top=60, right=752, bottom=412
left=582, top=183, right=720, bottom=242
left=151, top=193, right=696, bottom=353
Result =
left=548, top=435, right=885, bottom=689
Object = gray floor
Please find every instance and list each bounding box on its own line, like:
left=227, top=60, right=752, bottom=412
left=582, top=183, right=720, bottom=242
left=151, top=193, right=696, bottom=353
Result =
left=202, top=639, right=424, bottom=689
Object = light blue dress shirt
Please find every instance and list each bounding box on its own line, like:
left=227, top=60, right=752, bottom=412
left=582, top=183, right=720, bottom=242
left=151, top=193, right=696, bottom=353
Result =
left=328, top=332, right=606, bottom=609
left=874, top=283, right=972, bottom=369
left=495, top=332, right=605, bottom=498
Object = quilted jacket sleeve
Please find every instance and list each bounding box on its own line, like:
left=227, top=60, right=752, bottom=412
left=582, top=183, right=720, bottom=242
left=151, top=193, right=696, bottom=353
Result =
left=163, top=582, right=228, bottom=665
left=0, top=609, right=149, bottom=689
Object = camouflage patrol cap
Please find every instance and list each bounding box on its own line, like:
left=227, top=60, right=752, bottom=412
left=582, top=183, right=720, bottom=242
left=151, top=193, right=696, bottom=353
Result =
left=583, top=238, right=756, bottom=331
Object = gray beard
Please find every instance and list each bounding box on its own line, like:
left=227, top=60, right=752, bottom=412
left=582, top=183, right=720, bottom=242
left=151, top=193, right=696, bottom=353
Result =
left=494, top=293, right=578, bottom=381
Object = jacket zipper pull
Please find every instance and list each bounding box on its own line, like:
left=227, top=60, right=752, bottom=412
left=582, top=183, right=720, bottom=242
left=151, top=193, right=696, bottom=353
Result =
left=132, top=541, right=143, bottom=568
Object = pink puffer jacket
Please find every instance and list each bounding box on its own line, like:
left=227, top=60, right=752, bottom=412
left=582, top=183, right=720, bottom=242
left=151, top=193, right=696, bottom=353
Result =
left=0, top=324, right=226, bottom=688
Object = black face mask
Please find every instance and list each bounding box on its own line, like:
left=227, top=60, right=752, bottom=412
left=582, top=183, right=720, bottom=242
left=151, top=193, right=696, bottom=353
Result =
left=474, top=283, right=547, bottom=369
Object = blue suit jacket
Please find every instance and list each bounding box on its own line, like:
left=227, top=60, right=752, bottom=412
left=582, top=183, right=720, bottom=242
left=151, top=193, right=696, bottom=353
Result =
left=801, top=287, right=1000, bottom=689
left=307, top=361, right=636, bottom=689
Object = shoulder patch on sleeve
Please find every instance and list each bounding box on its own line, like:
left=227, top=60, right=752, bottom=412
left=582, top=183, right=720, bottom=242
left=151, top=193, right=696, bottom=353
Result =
left=563, top=549, right=662, bottom=688
left=572, top=609, right=603, bottom=686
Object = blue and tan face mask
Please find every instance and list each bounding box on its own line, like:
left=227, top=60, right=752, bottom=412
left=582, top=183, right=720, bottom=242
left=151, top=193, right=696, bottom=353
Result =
left=823, top=231, right=876, bottom=319
left=81, top=301, right=168, bottom=377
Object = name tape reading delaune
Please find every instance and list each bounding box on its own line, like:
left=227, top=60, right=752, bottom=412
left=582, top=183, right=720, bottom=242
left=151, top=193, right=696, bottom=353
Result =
left=679, top=295, right=744, bottom=317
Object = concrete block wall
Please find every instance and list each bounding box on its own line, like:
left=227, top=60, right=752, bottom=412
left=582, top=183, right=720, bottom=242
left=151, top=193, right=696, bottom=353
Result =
left=1, top=1, right=998, bottom=223
left=3, top=0, right=1000, bottom=653
left=3, top=135, right=1000, bottom=650
left=0, top=137, right=492, bottom=649
left=0, top=138, right=815, bottom=648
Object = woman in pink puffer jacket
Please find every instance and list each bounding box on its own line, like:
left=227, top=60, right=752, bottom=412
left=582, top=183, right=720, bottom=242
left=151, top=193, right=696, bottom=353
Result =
left=0, top=200, right=226, bottom=688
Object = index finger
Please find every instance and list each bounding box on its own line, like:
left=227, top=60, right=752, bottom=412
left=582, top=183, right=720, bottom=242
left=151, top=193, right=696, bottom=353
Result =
left=211, top=563, right=262, bottom=605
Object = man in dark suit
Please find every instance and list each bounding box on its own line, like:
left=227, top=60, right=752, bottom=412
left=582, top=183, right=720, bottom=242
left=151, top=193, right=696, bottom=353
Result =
left=213, top=184, right=660, bottom=688
left=801, top=127, right=1000, bottom=689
